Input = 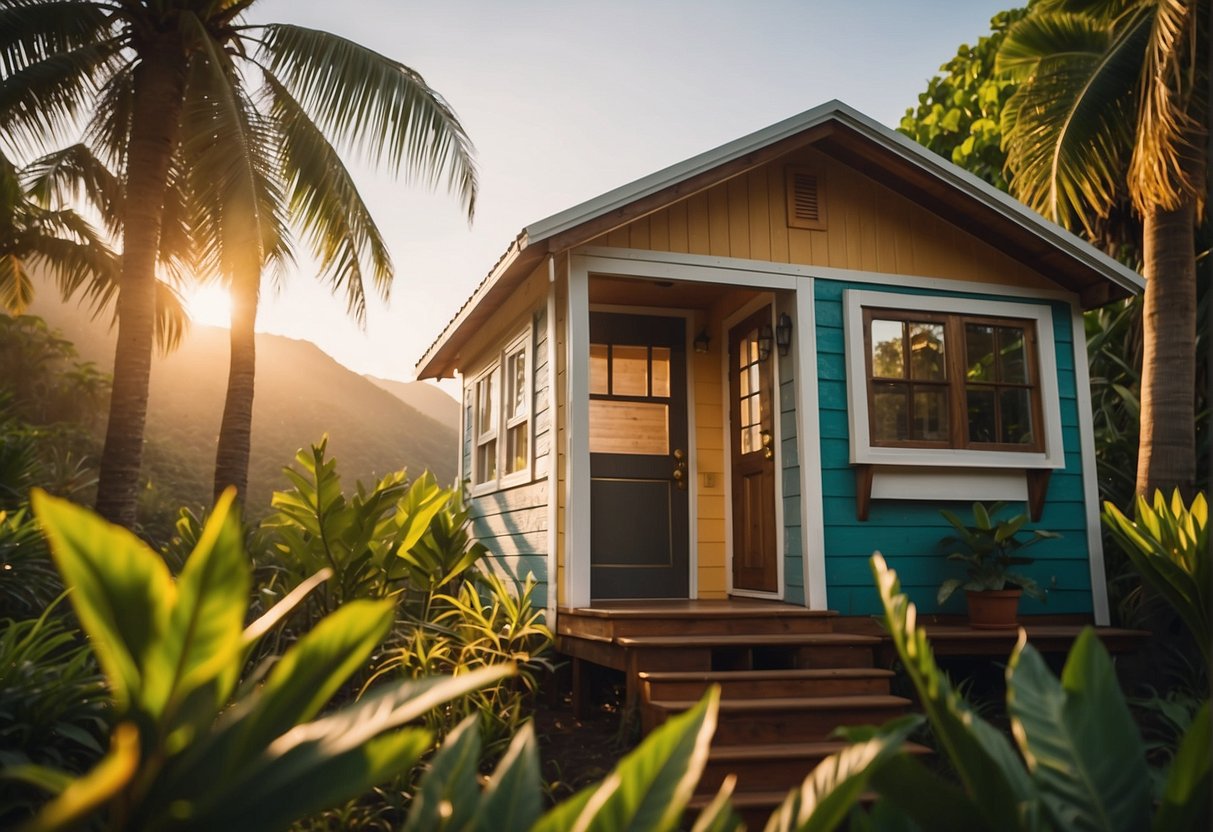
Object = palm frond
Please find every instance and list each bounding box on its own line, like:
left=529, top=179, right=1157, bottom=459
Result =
left=0, top=0, right=113, bottom=77
left=263, top=72, right=392, bottom=322
left=1129, top=0, right=1203, bottom=212
left=180, top=14, right=291, bottom=292
left=23, top=229, right=115, bottom=302
left=0, top=250, right=34, bottom=313
left=0, top=41, right=121, bottom=155
left=998, top=9, right=1148, bottom=234
left=22, top=142, right=122, bottom=226
left=257, top=23, right=477, bottom=219
left=82, top=64, right=134, bottom=176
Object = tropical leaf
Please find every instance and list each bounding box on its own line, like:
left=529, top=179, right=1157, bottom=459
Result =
left=1152, top=701, right=1211, bottom=832
left=16, top=722, right=139, bottom=832
left=473, top=722, right=544, bottom=831
left=688, top=774, right=741, bottom=832
left=401, top=714, right=483, bottom=832
left=764, top=714, right=923, bottom=832
left=32, top=489, right=174, bottom=714
left=1006, top=629, right=1152, bottom=831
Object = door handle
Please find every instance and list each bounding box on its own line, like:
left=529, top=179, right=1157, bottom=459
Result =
left=761, top=430, right=774, bottom=460
left=672, top=448, right=687, bottom=489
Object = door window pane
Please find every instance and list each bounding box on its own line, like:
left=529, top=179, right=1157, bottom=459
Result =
left=590, top=400, right=669, bottom=454
left=590, top=344, right=609, bottom=394
left=870, top=320, right=905, bottom=378
left=506, top=423, right=528, bottom=473
left=651, top=347, right=671, bottom=397
left=612, top=346, right=648, bottom=396
left=505, top=348, right=526, bottom=420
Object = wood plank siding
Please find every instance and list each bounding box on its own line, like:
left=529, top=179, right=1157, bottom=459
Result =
left=585, top=148, right=1057, bottom=290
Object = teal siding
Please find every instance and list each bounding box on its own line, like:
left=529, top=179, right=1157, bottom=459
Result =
left=463, top=306, right=551, bottom=608
left=813, top=279, right=1091, bottom=616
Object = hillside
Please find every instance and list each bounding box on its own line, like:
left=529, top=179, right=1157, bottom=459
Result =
left=366, top=375, right=461, bottom=426
left=27, top=295, right=458, bottom=514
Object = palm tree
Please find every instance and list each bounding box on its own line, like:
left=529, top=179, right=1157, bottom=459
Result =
left=997, top=0, right=1206, bottom=496
left=0, top=1, right=476, bottom=526
left=1, top=144, right=186, bottom=349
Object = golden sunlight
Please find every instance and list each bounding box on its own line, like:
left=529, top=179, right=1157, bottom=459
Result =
left=185, top=283, right=232, bottom=328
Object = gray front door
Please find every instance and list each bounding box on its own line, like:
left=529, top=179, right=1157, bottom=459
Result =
left=588, top=312, right=689, bottom=599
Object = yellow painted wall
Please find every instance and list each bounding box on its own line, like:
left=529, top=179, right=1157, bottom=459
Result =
left=589, top=147, right=1056, bottom=290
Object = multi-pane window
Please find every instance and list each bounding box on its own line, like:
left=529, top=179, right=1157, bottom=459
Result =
left=736, top=331, right=765, bottom=454
left=504, top=344, right=529, bottom=474
left=864, top=309, right=1042, bottom=451
left=588, top=343, right=671, bottom=455
left=471, top=331, right=531, bottom=488
left=473, top=366, right=499, bottom=484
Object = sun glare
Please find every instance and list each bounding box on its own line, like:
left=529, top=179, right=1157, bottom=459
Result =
left=185, top=284, right=233, bottom=327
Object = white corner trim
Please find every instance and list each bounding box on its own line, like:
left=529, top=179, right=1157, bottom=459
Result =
left=796, top=283, right=829, bottom=610
left=566, top=263, right=592, bottom=608
left=842, top=289, right=1066, bottom=471
left=1072, top=305, right=1110, bottom=625
left=545, top=258, right=559, bottom=622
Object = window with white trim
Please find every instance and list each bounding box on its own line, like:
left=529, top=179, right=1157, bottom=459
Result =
left=470, top=329, right=532, bottom=490
left=843, top=290, right=1065, bottom=471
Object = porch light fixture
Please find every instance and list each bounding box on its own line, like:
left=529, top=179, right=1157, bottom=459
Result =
left=776, top=313, right=793, bottom=356
left=757, top=324, right=774, bottom=362
left=693, top=328, right=711, bottom=353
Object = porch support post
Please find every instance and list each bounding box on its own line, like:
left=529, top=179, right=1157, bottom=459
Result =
left=796, top=279, right=829, bottom=610
left=1072, top=305, right=1110, bottom=625
left=565, top=258, right=592, bottom=608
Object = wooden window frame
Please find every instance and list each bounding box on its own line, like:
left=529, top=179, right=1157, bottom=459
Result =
left=468, top=325, right=534, bottom=495
left=862, top=308, right=1045, bottom=454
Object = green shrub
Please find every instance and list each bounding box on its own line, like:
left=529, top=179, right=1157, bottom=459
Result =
left=0, top=507, right=60, bottom=619
left=0, top=602, right=108, bottom=825
left=4, top=489, right=510, bottom=832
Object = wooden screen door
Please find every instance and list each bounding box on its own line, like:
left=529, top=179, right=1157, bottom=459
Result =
left=588, top=312, right=689, bottom=599
left=729, top=306, right=778, bottom=593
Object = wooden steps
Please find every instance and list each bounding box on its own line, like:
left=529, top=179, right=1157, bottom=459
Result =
left=556, top=600, right=921, bottom=828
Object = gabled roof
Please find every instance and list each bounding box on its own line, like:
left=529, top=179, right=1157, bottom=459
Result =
left=417, top=100, right=1143, bottom=379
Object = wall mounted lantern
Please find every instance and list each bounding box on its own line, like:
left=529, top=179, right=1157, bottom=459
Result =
left=693, top=328, right=712, bottom=353
left=776, top=313, right=793, bottom=357
left=757, top=324, right=774, bottom=361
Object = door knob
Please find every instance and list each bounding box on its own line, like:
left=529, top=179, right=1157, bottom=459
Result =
left=761, top=430, right=774, bottom=460
left=672, top=448, right=687, bottom=489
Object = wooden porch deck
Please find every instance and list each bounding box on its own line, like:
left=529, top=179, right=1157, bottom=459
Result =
left=555, top=599, right=1148, bottom=825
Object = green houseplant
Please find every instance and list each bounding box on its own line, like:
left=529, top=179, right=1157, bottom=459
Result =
left=937, top=502, right=1056, bottom=629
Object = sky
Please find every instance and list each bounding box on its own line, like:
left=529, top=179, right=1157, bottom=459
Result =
left=230, top=0, right=1012, bottom=391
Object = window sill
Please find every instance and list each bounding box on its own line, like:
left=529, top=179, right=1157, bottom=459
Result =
left=852, top=446, right=1064, bottom=470
left=854, top=464, right=1052, bottom=522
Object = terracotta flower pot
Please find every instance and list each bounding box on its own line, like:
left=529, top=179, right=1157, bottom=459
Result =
left=965, top=588, right=1022, bottom=630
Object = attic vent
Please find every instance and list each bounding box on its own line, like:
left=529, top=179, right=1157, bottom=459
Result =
left=785, top=166, right=827, bottom=230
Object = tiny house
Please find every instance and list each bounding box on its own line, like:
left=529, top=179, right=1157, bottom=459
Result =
left=416, top=101, right=1142, bottom=627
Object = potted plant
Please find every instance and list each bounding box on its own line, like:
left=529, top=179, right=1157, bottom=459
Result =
left=936, top=502, right=1057, bottom=629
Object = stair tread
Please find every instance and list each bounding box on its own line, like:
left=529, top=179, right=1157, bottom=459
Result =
left=648, top=694, right=912, bottom=712
left=639, top=668, right=894, bottom=682
left=616, top=633, right=880, bottom=647
left=689, top=790, right=789, bottom=809
left=707, top=741, right=932, bottom=761
left=558, top=603, right=834, bottom=620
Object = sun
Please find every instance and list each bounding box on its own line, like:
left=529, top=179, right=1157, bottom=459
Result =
left=184, top=283, right=232, bottom=327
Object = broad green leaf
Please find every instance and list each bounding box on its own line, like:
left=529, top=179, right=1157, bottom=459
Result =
left=19, top=722, right=139, bottom=832
left=689, top=774, right=742, bottom=832
left=230, top=598, right=396, bottom=762
left=394, top=472, right=451, bottom=554
left=1007, top=629, right=1151, bottom=832
left=402, top=715, right=482, bottom=832
left=530, top=782, right=599, bottom=832
left=241, top=567, right=333, bottom=647
left=867, top=753, right=983, bottom=830
left=474, top=722, right=543, bottom=831
left=872, top=554, right=1039, bottom=832
left=764, top=715, right=921, bottom=832
left=146, top=489, right=250, bottom=722
left=1151, top=701, right=1210, bottom=832
left=196, top=667, right=511, bottom=828
left=558, top=688, right=719, bottom=832
left=32, top=490, right=174, bottom=713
